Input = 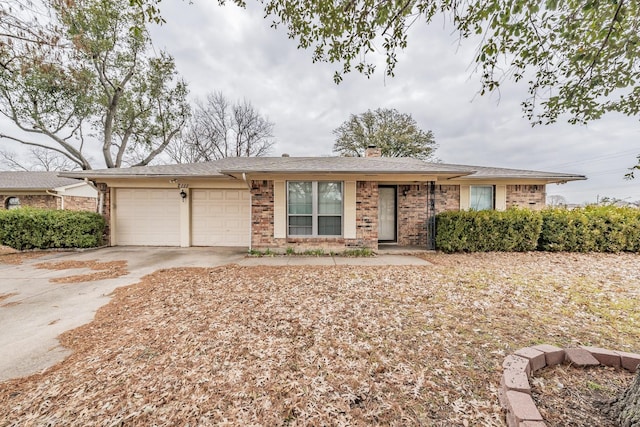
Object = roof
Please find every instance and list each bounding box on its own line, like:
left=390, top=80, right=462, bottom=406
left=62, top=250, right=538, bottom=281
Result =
left=0, top=171, right=86, bottom=191
left=58, top=157, right=586, bottom=182
left=435, top=163, right=586, bottom=181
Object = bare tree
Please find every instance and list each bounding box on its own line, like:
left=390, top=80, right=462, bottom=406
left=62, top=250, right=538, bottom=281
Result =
left=0, top=147, right=79, bottom=171
left=166, top=92, right=274, bottom=163
left=546, top=195, right=567, bottom=208
left=0, top=150, right=28, bottom=171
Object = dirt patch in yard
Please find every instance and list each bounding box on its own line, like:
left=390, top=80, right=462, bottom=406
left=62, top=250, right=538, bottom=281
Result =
left=0, top=253, right=638, bottom=426
left=34, top=260, right=128, bottom=283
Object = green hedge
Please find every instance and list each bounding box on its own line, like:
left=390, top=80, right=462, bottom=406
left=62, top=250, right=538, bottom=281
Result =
left=538, top=206, right=640, bottom=252
left=0, top=208, right=105, bottom=250
left=436, top=206, right=640, bottom=253
left=436, top=208, right=542, bottom=253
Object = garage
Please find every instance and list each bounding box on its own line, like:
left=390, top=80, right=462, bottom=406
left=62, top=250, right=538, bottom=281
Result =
left=114, top=188, right=180, bottom=246
left=191, top=189, right=250, bottom=246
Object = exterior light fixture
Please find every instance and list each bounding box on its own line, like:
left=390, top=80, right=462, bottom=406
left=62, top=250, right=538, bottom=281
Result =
left=180, top=189, right=187, bottom=200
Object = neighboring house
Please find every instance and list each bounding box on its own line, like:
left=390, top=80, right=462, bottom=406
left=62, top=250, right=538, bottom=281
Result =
left=60, top=149, right=585, bottom=250
left=0, top=171, right=98, bottom=212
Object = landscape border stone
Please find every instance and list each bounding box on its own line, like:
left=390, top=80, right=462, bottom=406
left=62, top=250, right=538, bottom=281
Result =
left=499, top=345, right=640, bottom=427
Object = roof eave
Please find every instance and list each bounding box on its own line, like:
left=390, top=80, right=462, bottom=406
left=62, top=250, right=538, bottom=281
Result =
left=59, top=172, right=228, bottom=180
left=221, top=169, right=475, bottom=176
left=450, top=175, right=587, bottom=182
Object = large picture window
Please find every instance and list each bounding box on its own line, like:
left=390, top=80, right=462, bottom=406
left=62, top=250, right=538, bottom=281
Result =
left=288, top=181, right=343, bottom=236
left=470, top=186, right=494, bottom=210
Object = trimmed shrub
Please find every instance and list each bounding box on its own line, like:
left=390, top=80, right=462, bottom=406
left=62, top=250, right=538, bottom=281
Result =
left=538, top=206, right=640, bottom=252
left=0, top=208, right=105, bottom=250
left=435, top=208, right=542, bottom=253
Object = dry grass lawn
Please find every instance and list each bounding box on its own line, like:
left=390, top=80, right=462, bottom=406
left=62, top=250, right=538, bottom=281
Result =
left=0, top=252, right=638, bottom=426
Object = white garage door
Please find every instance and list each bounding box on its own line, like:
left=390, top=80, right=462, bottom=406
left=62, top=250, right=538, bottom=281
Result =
left=191, top=189, right=250, bottom=246
left=115, top=188, right=180, bottom=246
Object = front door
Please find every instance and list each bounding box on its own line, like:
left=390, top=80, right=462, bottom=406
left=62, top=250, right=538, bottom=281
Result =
left=378, top=186, right=396, bottom=241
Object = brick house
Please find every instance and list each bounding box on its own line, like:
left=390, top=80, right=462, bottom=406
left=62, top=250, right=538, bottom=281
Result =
left=0, top=171, right=98, bottom=212
left=60, top=153, right=585, bottom=250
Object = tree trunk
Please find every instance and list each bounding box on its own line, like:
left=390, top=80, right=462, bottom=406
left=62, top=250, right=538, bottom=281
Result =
left=607, top=370, right=640, bottom=427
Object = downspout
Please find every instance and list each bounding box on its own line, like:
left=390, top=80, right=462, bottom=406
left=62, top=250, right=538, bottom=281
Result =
left=84, top=178, right=102, bottom=215
left=46, top=190, right=64, bottom=210
left=241, top=173, right=252, bottom=251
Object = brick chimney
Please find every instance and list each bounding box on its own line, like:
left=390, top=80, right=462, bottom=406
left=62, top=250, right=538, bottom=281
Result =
left=364, top=145, right=381, bottom=157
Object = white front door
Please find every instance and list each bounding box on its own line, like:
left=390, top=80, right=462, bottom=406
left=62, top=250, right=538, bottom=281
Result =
left=378, top=187, right=396, bottom=241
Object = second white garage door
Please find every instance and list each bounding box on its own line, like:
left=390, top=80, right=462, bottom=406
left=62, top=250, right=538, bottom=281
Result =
left=191, top=189, right=250, bottom=246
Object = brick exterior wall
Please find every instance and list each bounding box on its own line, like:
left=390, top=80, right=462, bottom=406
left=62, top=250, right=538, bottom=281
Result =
left=506, top=185, right=546, bottom=210
left=1, top=194, right=57, bottom=210
left=435, top=185, right=460, bottom=213
left=1, top=194, right=96, bottom=211
left=59, top=195, right=97, bottom=211
left=396, top=184, right=428, bottom=246
left=250, top=180, right=277, bottom=247
left=250, top=180, right=379, bottom=252
left=349, top=181, right=378, bottom=249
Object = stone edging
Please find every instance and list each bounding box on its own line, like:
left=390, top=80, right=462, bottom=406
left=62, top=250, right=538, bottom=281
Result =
left=499, top=344, right=640, bottom=427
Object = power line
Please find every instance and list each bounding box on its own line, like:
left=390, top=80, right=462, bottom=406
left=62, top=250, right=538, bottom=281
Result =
left=545, top=148, right=639, bottom=169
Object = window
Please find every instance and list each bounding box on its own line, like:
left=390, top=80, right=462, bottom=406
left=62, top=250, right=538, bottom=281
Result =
left=5, top=197, right=20, bottom=210
left=470, top=186, right=494, bottom=210
left=288, top=181, right=343, bottom=236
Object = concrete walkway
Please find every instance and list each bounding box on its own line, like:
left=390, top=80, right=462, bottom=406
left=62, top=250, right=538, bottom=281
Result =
left=0, top=247, right=429, bottom=382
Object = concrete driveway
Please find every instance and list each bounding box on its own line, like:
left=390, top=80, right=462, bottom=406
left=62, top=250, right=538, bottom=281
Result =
left=0, top=247, right=246, bottom=382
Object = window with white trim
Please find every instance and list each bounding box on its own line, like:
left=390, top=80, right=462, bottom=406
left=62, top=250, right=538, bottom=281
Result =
left=287, top=181, right=343, bottom=236
left=470, top=185, right=494, bottom=210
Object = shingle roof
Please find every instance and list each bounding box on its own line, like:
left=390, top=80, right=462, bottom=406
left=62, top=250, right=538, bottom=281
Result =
left=59, top=158, right=251, bottom=178
left=220, top=157, right=474, bottom=174
left=0, top=171, right=85, bottom=190
left=435, top=163, right=586, bottom=180
left=58, top=157, right=586, bottom=182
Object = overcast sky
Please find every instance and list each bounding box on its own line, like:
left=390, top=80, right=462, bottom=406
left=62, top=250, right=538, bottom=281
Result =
left=147, top=1, right=639, bottom=205
left=4, top=1, right=637, bottom=204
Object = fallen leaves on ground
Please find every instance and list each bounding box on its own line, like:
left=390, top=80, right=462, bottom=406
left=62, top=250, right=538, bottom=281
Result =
left=0, top=292, right=19, bottom=307
left=34, top=260, right=128, bottom=283
left=531, top=365, right=633, bottom=427
left=0, top=251, right=47, bottom=265
left=0, top=292, right=17, bottom=302
left=0, top=252, right=638, bottom=426
left=0, top=245, right=16, bottom=255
